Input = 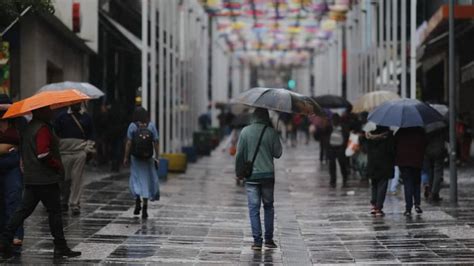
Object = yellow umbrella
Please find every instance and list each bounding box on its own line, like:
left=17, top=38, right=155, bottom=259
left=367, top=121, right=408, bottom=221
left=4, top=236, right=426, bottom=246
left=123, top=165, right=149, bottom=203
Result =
left=353, top=90, right=400, bottom=113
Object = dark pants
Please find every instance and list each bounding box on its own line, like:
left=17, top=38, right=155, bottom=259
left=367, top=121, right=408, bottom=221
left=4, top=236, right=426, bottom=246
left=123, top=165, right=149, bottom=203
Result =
left=370, top=178, right=388, bottom=210
left=0, top=152, right=24, bottom=240
left=1, top=184, right=67, bottom=248
left=328, top=146, right=348, bottom=184
left=319, top=139, right=326, bottom=162
left=424, top=155, right=444, bottom=196
left=245, top=182, right=274, bottom=244
left=400, top=167, right=421, bottom=212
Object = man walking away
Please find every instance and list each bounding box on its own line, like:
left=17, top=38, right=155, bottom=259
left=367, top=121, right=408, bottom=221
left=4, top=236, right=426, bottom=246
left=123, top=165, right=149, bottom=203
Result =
left=395, top=127, right=426, bottom=217
left=0, top=107, right=81, bottom=259
left=328, top=114, right=349, bottom=187
left=236, top=108, right=282, bottom=251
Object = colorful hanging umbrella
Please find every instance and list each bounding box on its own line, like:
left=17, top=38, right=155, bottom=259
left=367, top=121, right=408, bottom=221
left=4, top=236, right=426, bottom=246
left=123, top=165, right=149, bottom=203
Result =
left=2, top=89, right=90, bottom=119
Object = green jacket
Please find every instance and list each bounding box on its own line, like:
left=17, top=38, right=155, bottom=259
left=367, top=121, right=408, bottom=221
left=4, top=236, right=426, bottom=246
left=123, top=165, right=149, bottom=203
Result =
left=235, top=114, right=282, bottom=183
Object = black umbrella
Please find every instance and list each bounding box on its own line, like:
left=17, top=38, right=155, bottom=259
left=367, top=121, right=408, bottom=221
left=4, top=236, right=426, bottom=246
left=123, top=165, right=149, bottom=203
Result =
left=313, top=94, right=352, bottom=109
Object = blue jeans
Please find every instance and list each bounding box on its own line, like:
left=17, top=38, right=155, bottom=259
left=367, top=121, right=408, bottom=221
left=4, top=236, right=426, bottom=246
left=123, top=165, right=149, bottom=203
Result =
left=0, top=152, right=24, bottom=240
left=388, top=166, right=400, bottom=193
left=245, top=182, right=274, bottom=244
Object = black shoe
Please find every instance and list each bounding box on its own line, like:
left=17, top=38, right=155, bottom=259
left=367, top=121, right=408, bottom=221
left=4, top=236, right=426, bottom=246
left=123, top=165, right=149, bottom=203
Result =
left=264, top=240, right=277, bottom=249
left=403, top=211, right=412, bottom=217
left=53, top=247, right=81, bottom=258
left=251, top=243, right=262, bottom=250
left=430, top=194, right=443, bottom=203
left=415, top=205, right=423, bottom=214
left=133, top=199, right=141, bottom=215
left=71, top=206, right=80, bottom=216
left=141, top=204, right=148, bottom=219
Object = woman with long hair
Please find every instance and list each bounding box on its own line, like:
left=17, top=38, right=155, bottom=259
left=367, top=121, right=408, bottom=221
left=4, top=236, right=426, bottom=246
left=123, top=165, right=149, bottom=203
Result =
left=123, top=107, right=160, bottom=219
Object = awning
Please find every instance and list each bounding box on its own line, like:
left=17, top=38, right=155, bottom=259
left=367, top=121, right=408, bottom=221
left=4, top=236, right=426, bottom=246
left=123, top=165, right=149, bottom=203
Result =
left=100, top=11, right=145, bottom=51
left=418, top=4, right=474, bottom=46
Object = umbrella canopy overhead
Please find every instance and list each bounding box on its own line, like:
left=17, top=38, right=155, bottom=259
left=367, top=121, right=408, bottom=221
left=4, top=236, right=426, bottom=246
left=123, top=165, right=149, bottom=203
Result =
left=368, top=98, right=444, bottom=128
left=201, top=0, right=353, bottom=67
left=352, top=90, right=400, bottom=113
left=232, top=87, right=322, bottom=116
left=2, top=89, right=90, bottom=119
left=313, top=94, right=352, bottom=109
left=38, top=81, right=104, bottom=99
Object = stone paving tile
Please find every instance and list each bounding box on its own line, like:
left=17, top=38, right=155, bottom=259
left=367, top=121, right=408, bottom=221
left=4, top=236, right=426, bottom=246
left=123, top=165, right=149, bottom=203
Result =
left=2, top=142, right=474, bottom=264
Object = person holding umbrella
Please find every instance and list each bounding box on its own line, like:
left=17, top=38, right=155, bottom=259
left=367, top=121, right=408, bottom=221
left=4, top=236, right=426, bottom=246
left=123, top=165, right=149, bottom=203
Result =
left=366, top=125, right=396, bottom=217
left=54, top=103, right=95, bottom=215
left=232, top=87, right=321, bottom=250
left=395, top=127, right=426, bottom=216
left=235, top=108, right=282, bottom=250
left=0, top=107, right=81, bottom=258
left=0, top=90, right=88, bottom=259
left=368, top=99, right=443, bottom=217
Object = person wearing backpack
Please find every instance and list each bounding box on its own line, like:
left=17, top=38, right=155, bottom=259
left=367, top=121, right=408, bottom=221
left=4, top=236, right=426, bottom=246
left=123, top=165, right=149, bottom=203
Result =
left=328, top=114, right=349, bottom=187
left=123, top=107, right=160, bottom=219
left=235, top=108, right=282, bottom=251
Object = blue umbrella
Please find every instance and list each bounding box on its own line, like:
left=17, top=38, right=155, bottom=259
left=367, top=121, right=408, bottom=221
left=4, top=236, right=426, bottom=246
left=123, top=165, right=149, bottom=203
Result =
left=368, top=99, right=444, bottom=128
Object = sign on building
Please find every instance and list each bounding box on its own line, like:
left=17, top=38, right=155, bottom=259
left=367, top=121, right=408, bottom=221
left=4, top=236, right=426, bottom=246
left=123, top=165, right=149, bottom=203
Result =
left=0, top=42, right=10, bottom=95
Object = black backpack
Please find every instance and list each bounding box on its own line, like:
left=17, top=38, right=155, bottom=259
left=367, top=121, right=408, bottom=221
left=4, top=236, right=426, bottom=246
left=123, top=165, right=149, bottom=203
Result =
left=131, top=122, right=154, bottom=159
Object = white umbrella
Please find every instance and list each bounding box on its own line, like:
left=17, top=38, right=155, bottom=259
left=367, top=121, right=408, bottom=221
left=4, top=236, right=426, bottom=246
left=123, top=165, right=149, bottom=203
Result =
left=353, top=90, right=400, bottom=113
left=38, top=81, right=104, bottom=99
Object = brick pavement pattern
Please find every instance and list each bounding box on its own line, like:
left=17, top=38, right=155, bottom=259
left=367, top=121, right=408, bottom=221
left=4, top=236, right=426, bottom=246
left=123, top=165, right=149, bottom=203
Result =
left=1, top=143, right=474, bottom=264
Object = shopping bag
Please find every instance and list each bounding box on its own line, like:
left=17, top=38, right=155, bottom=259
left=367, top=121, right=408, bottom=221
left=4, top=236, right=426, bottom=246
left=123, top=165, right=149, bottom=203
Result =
left=345, top=132, right=360, bottom=157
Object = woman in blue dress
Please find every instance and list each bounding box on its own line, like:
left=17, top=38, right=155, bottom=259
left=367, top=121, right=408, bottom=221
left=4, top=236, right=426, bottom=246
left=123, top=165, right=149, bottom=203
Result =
left=123, top=107, right=160, bottom=219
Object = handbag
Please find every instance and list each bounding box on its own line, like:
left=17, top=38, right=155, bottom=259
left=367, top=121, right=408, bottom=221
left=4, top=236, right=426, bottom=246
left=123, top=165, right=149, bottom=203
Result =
left=240, top=126, right=267, bottom=178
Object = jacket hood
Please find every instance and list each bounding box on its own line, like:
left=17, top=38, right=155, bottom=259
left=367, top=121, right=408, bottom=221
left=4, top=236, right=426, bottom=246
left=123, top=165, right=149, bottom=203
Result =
left=251, top=108, right=271, bottom=125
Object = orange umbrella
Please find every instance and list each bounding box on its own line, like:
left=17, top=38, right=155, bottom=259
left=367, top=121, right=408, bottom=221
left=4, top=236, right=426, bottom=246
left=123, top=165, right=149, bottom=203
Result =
left=2, top=89, right=90, bottom=119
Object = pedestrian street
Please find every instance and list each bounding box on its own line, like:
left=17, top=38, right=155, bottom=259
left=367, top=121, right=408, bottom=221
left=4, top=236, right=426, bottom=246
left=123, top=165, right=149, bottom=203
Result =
left=2, top=142, right=474, bottom=265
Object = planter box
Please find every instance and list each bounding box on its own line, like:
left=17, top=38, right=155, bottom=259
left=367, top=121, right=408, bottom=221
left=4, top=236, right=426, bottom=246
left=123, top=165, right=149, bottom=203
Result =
left=161, top=153, right=187, bottom=173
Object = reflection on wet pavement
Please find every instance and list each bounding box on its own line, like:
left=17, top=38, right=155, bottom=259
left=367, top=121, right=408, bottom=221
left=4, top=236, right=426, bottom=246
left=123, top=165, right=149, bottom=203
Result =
left=2, top=142, right=474, bottom=264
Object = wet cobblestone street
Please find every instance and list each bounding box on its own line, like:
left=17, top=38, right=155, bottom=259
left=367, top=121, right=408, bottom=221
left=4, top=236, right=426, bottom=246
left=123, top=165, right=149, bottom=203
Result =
left=2, top=142, right=474, bottom=265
